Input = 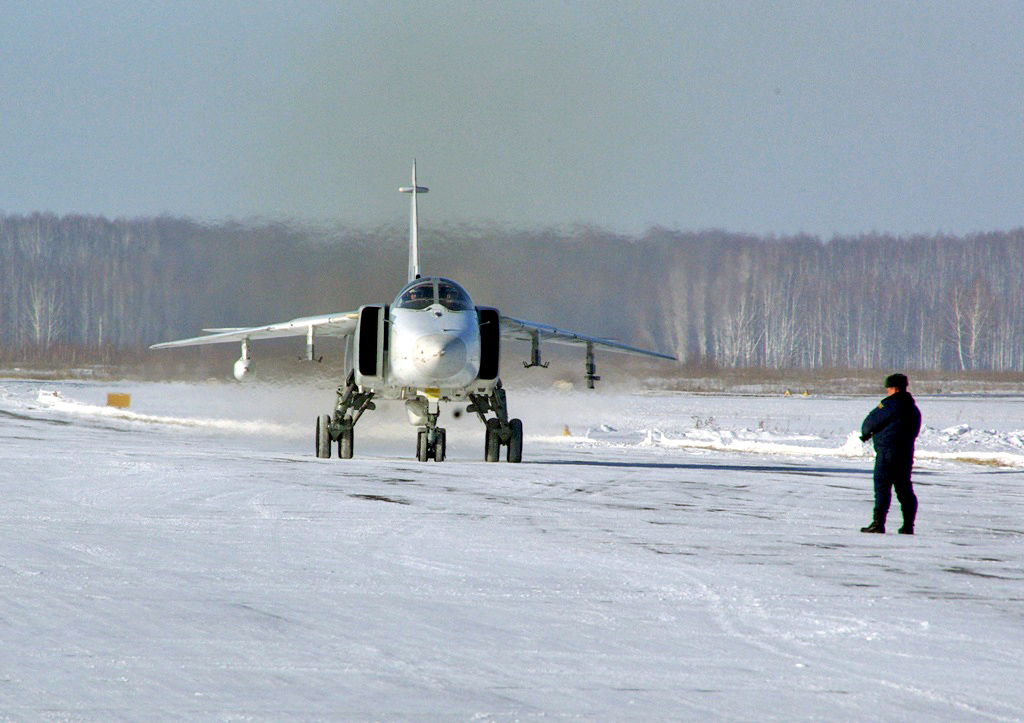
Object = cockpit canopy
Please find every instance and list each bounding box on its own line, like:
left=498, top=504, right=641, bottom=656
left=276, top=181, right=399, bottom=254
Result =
left=393, top=277, right=474, bottom=312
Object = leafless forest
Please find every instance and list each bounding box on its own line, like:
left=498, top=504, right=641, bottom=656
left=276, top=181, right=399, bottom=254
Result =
left=2, top=212, right=1022, bottom=373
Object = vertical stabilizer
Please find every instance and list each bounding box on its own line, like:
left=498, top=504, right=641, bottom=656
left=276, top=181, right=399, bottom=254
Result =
left=399, top=161, right=429, bottom=282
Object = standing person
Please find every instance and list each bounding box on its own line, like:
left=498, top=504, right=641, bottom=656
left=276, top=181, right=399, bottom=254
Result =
left=859, top=373, right=921, bottom=534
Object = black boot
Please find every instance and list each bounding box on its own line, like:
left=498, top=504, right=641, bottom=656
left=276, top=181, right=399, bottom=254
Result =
left=861, top=512, right=886, bottom=533
left=898, top=500, right=916, bottom=535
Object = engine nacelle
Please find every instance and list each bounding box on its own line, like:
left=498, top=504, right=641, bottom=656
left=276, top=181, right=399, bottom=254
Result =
left=476, top=306, right=501, bottom=382
left=354, top=304, right=388, bottom=388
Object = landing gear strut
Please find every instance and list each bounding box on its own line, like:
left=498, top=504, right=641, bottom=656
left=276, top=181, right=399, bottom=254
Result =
left=314, top=372, right=375, bottom=460
left=415, top=403, right=446, bottom=462
left=468, top=380, right=523, bottom=463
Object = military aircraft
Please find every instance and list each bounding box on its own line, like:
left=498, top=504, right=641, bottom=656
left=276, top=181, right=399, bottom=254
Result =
left=151, top=164, right=676, bottom=462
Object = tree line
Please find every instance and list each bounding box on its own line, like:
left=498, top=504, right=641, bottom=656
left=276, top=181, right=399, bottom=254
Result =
left=1, top=212, right=1022, bottom=372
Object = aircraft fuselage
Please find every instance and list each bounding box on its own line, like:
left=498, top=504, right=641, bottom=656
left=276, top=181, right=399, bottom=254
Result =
left=389, top=305, right=481, bottom=390
left=350, top=276, right=490, bottom=402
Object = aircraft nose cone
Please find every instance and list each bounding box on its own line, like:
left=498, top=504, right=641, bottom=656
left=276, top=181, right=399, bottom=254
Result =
left=412, top=333, right=467, bottom=379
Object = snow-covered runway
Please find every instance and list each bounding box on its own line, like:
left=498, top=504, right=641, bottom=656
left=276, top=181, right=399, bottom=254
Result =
left=2, top=380, right=1022, bottom=719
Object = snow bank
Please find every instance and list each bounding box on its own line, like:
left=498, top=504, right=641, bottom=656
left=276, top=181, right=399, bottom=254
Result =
left=33, top=388, right=306, bottom=437
left=541, top=394, right=1024, bottom=469
left=9, top=382, right=1024, bottom=468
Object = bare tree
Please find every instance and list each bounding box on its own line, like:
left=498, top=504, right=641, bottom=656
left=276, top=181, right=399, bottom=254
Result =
left=2, top=212, right=1024, bottom=372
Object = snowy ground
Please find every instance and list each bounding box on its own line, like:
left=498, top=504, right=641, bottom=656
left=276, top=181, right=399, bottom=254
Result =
left=1, top=379, right=1022, bottom=720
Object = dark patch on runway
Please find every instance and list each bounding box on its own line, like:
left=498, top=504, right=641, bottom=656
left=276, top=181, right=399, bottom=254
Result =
left=944, top=566, right=1020, bottom=580
left=350, top=493, right=411, bottom=505
left=801, top=542, right=850, bottom=550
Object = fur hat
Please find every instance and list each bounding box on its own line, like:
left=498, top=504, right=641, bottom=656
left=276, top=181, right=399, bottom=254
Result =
left=885, top=373, right=909, bottom=391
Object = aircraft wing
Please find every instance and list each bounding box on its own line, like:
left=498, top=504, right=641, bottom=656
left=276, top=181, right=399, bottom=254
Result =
left=149, top=312, right=359, bottom=349
left=499, top=315, right=677, bottom=361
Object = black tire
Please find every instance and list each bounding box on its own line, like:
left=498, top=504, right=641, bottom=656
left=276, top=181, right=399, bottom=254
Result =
left=338, top=423, right=354, bottom=459
left=417, top=429, right=430, bottom=462
left=484, top=419, right=501, bottom=462
left=316, top=414, right=332, bottom=459
left=434, top=428, right=446, bottom=462
left=507, top=418, right=523, bottom=463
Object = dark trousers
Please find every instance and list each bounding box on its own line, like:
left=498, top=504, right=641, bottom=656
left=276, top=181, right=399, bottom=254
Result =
left=873, top=448, right=918, bottom=524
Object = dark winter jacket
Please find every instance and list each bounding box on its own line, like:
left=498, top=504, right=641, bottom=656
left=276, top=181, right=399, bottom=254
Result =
left=861, top=391, right=921, bottom=452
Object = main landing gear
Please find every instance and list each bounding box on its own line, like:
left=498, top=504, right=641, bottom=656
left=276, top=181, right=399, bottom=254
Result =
left=314, top=375, right=522, bottom=463
left=315, top=372, right=375, bottom=460
left=469, top=380, right=523, bottom=463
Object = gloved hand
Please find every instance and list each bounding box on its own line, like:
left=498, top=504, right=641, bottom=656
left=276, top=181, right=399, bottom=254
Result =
left=860, top=434, right=870, bottom=442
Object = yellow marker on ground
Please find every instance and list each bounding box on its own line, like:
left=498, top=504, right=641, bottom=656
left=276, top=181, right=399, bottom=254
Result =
left=107, top=393, right=131, bottom=408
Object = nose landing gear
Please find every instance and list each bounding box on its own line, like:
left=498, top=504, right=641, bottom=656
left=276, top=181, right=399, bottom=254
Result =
left=417, top=426, right=446, bottom=462
left=411, top=397, right=447, bottom=462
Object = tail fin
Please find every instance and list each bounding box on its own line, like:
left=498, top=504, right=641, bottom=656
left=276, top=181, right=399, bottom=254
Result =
left=399, top=160, right=429, bottom=282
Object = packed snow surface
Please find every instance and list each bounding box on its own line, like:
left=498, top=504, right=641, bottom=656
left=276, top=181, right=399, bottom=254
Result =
left=2, top=380, right=1023, bottom=720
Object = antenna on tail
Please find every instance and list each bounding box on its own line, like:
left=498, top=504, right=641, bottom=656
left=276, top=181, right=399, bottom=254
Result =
left=399, top=160, right=429, bottom=282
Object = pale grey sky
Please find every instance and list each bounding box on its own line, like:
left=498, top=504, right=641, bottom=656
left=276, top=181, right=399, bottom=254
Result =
left=2, top=1, right=1023, bottom=237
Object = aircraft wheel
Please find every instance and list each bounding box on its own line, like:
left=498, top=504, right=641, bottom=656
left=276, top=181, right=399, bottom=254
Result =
left=417, top=429, right=430, bottom=462
left=315, top=414, right=332, bottom=458
left=507, top=418, right=523, bottom=463
left=434, top=428, right=446, bottom=462
left=338, top=423, right=354, bottom=459
left=484, top=419, right=501, bottom=462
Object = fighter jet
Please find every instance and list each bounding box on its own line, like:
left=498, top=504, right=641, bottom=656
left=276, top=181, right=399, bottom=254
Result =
left=151, top=163, right=676, bottom=462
